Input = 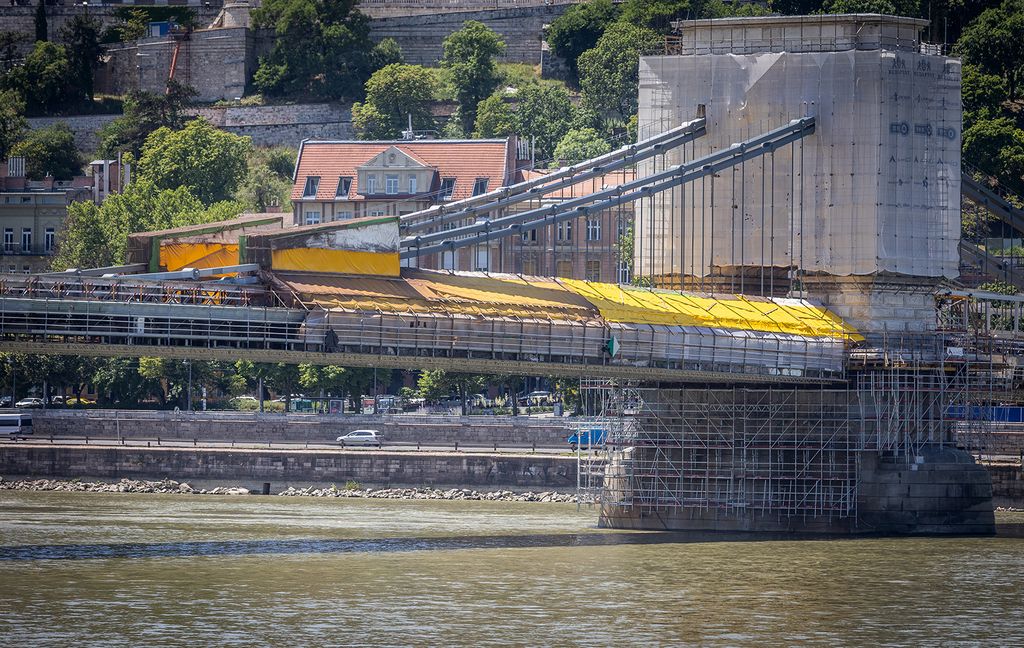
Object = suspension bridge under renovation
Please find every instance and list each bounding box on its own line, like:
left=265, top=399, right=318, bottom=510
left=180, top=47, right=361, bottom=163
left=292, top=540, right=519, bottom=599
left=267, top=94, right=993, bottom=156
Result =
left=2, top=13, right=1022, bottom=536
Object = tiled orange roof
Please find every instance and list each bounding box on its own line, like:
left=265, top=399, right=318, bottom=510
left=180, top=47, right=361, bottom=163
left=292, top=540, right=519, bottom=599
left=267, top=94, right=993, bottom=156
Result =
left=292, top=139, right=513, bottom=203
left=518, top=169, right=636, bottom=199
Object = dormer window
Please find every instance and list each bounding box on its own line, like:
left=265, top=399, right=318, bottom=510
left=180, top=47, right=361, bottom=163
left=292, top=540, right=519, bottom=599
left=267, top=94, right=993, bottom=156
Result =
left=440, top=178, right=456, bottom=201
left=409, top=175, right=418, bottom=194
left=302, top=176, right=320, bottom=198
left=473, top=178, right=488, bottom=196
left=336, top=176, right=352, bottom=197
left=385, top=174, right=399, bottom=195
left=367, top=175, right=378, bottom=194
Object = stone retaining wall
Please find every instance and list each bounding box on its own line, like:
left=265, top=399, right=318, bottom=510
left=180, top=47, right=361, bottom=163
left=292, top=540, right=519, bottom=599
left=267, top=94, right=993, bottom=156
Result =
left=30, top=409, right=571, bottom=446
left=369, top=4, right=571, bottom=66
left=0, top=445, right=577, bottom=489
left=988, top=462, right=1024, bottom=506
left=27, top=103, right=353, bottom=153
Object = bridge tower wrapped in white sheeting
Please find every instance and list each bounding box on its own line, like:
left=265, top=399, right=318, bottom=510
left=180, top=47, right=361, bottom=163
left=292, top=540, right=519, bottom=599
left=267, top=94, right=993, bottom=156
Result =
left=635, top=14, right=961, bottom=331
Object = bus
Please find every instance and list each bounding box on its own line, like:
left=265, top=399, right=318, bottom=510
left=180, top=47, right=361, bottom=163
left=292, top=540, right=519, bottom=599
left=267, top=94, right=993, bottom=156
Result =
left=0, top=413, right=33, bottom=440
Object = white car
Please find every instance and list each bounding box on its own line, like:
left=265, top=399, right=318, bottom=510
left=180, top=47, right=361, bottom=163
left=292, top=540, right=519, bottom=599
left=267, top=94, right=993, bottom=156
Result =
left=336, top=429, right=382, bottom=448
left=14, top=398, right=44, bottom=409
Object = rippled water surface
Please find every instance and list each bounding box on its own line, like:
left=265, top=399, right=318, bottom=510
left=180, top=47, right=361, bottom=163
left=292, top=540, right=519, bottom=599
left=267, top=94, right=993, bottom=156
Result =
left=1, top=491, right=1022, bottom=646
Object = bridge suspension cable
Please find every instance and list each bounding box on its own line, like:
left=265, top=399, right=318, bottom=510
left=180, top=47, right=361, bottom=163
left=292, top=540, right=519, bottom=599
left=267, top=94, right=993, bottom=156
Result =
left=399, top=117, right=707, bottom=236
left=402, top=117, right=815, bottom=261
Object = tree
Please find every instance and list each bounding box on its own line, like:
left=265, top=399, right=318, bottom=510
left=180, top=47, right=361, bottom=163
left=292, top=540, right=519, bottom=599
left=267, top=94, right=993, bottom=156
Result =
left=442, top=21, right=506, bottom=134
left=953, top=1, right=1024, bottom=100
left=97, top=82, right=196, bottom=157
left=416, top=370, right=487, bottom=414
left=138, top=118, right=253, bottom=205
left=371, top=37, right=404, bottom=69
left=554, top=128, right=612, bottom=164
left=10, top=122, right=80, bottom=180
left=298, top=364, right=373, bottom=406
left=352, top=63, right=436, bottom=140
left=59, top=14, right=104, bottom=102
left=546, top=0, right=619, bottom=80
left=92, top=358, right=158, bottom=408
left=1, top=41, right=73, bottom=115
left=0, top=89, right=27, bottom=161
left=34, top=0, right=47, bottom=43
left=577, top=22, right=662, bottom=121
left=235, top=164, right=291, bottom=213
left=962, top=65, right=1008, bottom=129
left=962, top=118, right=1024, bottom=192
left=473, top=91, right=516, bottom=138
left=252, top=0, right=375, bottom=100
left=0, top=31, right=26, bottom=73
left=515, top=84, right=574, bottom=164
left=51, top=178, right=239, bottom=270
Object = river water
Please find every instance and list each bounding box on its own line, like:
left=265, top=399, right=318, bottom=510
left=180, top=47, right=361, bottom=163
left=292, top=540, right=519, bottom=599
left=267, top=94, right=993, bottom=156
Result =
left=1, top=491, right=1022, bottom=646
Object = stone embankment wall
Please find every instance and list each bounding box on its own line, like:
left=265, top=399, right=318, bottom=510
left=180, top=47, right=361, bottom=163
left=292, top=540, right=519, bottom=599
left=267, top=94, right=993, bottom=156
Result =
left=369, top=4, right=571, bottom=66
left=0, top=4, right=224, bottom=55
left=30, top=410, right=570, bottom=446
left=988, top=462, right=1024, bottom=506
left=0, top=445, right=577, bottom=489
left=27, top=103, right=353, bottom=153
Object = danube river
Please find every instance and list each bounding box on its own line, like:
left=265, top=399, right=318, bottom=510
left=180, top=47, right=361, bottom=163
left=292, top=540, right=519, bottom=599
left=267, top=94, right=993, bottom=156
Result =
left=1, top=491, right=1022, bottom=646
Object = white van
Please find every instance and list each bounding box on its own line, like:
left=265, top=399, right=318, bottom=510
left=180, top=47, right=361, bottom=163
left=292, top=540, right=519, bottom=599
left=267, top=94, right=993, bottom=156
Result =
left=0, top=413, right=33, bottom=440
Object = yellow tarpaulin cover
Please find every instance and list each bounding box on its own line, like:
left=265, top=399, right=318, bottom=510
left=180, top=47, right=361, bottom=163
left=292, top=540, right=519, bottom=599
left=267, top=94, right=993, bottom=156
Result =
left=558, top=279, right=861, bottom=340
left=272, top=248, right=400, bottom=277
left=160, top=243, right=239, bottom=271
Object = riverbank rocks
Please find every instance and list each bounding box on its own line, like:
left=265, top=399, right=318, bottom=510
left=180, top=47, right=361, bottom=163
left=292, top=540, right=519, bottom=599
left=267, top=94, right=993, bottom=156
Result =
left=0, top=477, right=578, bottom=503
left=275, top=485, right=576, bottom=502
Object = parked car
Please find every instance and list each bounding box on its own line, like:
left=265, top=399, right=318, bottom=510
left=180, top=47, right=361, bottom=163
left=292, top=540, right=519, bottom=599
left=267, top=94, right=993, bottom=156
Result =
left=336, top=429, right=382, bottom=448
left=567, top=428, right=607, bottom=451
left=14, top=397, right=44, bottom=409
left=0, top=396, right=11, bottom=408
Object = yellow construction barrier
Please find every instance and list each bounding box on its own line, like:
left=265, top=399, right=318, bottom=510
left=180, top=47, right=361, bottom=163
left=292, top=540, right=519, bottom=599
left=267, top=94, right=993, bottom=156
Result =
left=558, top=279, right=860, bottom=339
left=160, top=243, right=239, bottom=271
left=271, top=247, right=400, bottom=277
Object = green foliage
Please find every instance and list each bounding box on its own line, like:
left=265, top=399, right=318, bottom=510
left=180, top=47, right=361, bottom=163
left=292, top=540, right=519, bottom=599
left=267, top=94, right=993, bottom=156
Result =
left=962, top=65, right=1009, bottom=129
left=514, top=84, right=574, bottom=164
left=577, top=22, right=662, bottom=121
left=252, top=0, right=374, bottom=101
left=0, top=89, right=26, bottom=160
left=138, top=118, right=253, bottom=205
left=98, top=82, right=196, bottom=157
left=10, top=122, right=81, bottom=181
left=963, top=117, right=1024, bottom=192
left=51, top=178, right=241, bottom=270
left=978, top=280, right=1020, bottom=296
left=235, top=164, right=292, bottom=213
left=1, top=41, right=73, bottom=116
left=0, top=31, right=25, bottom=74
left=441, top=21, right=506, bottom=134
left=371, top=38, right=404, bottom=69
left=416, top=370, right=487, bottom=404
left=352, top=63, right=436, bottom=139
left=620, top=0, right=693, bottom=33
left=298, top=364, right=372, bottom=403
left=473, top=92, right=516, bottom=139
left=546, top=0, right=619, bottom=80
left=59, top=15, right=104, bottom=102
left=254, top=146, right=298, bottom=179
left=953, top=1, right=1024, bottom=100
left=554, top=127, right=612, bottom=164
left=823, top=0, right=897, bottom=13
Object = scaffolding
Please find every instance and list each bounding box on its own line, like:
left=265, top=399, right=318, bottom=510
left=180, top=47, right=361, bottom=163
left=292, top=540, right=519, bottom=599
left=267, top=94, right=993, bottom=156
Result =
left=579, top=307, right=1014, bottom=524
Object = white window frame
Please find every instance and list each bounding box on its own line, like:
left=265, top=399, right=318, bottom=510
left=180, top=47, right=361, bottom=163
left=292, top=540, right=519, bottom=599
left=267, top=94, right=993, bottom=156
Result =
left=367, top=175, right=378, bottom=195
left=3, top=228, right=13, bottom=253
left=369, top=209, right=386, bottom=217
left=304, top=211, right=321, bottom=225
left=44, top=227, right=55, bottom=252
left=338, top=211, right=353, bottom=220
left=21, top=228, right=31, bottom=252
left=587, top=219, right=601, bottom=242
left=336, top=176, right=352, bottom=198
left=617, top=260, right=631, bottom=285
left=473, top=178, right=488, bottom=196
left=439, top=178, right=456, bottom=201
left=303, top=176, right=320, bottom=198
left=408, top=175, right=418, bottom=194
left=385, top=174, right=399, bottom=195
left=557, top=221, right=572, bottom=243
